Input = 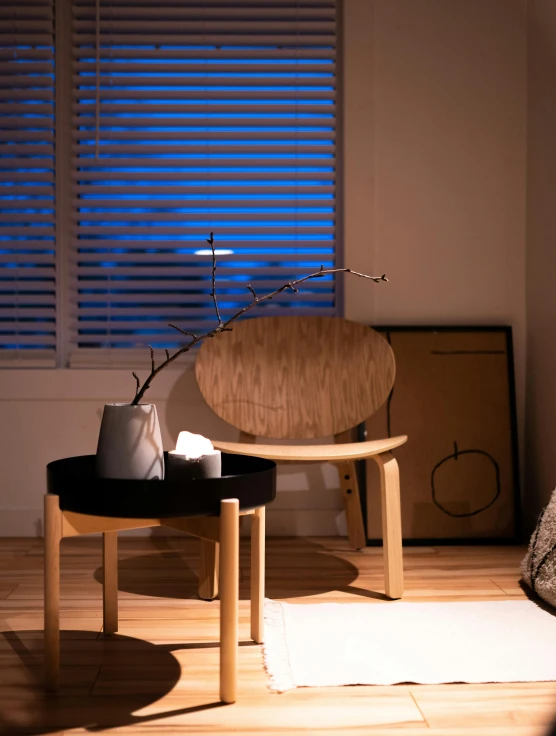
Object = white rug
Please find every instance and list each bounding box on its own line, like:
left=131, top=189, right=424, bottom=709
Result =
left=262, top=598, right=556, bottom=692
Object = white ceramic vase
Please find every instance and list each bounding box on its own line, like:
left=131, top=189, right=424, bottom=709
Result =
left=96, top=403, right=164, bottom=480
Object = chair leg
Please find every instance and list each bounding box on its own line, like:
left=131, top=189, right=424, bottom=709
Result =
left=102, top=531, right=118, bottom=633
left=337, top=461, right=367, bottom=550
left=373, top=451, right=404, bottom=599
left=199, top=539, right=219, bottom=601
left=250, top=506, right=265, bottom=644
left=219, top=498, right=239, bottom=704
left=44, top=494, right=62, bottom=692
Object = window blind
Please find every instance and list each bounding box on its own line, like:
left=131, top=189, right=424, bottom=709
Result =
left=0, top=1, right=56, bottom=366
left=70, top=0, right=338, bottom=366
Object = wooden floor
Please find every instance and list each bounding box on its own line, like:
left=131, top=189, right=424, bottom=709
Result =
left=0, top=536, right=555, bottom=736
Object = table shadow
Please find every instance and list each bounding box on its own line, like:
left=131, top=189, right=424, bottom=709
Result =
left=0, top=629, right=227, bottom=735
left=92, top=536, right=367, bottom=600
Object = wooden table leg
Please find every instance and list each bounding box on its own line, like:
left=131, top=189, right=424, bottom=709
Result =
left=103, top=531, right=118, bottom=633
left=199, top=539, right=219, bottom=601
left=251, top=506, right=265, bottom=644
left=44, top=494, right=62, bottom=692
left=219, top=498, right=239, bottom=704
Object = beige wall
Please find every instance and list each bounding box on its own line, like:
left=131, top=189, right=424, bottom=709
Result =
left=525, top=0, right=556, bottom=526
left=343, top=0, right=527, bottom=451
left=0, top=367, right=346, bottom=536
left=0, top=0, right=529, bottom=536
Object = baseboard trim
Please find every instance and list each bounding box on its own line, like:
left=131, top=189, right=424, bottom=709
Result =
left=0, top=508, right=346, bottom=538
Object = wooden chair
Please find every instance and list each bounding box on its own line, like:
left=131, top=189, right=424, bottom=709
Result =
left=195, top=315, right=407, bottom=600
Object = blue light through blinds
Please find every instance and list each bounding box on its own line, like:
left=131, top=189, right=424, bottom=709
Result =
left=71, top=0, right=337, bottom=358
left=0, top=1, right=56, bottom=365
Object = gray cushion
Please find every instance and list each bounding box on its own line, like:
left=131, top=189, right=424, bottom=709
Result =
left=522, top=489, right=556, bottom=609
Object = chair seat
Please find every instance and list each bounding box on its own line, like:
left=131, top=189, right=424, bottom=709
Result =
left=212, top=435, right=407, bottom=463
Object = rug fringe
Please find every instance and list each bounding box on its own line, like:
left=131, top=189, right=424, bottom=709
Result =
left=262, top=599, right=296, bottom=693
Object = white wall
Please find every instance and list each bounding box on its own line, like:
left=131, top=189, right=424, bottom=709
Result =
left=0, top=367, right=346, bottom=536
left=343, top=0, right=527, bottom=448
left=0, top=0, right=528, bottom=536
left=525, top=0, right=556, bottom=527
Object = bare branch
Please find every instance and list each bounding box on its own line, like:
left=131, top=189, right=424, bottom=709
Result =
left=132, top=372, right=140, bottom=397
left=130, top=234, right=388, bottom=405
left=165, top=349, right=170, bottom=361
left=207, top=231, right=222, bottom=326
left=168, top=323, right=196, bottom=339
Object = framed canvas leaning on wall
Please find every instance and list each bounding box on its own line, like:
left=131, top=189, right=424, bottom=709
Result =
left=364, top=326, right=520, bottom=543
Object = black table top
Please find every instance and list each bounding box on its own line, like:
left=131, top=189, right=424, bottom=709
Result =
left=47, top=453, right=276, bottom=519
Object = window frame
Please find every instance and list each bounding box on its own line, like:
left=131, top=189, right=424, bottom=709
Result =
left=5, top=0, right=344, bottom=369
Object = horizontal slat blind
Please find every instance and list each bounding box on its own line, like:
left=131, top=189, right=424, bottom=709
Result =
left=70, top=0, right=337, bottom=365
left=0, top=1, right=56, bottom=366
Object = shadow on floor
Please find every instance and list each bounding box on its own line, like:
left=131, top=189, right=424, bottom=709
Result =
left=91, top=536, right=377, bottom=600
left=519, top=579, right=556, bottom=618
left=0, top=629, right=227, bottom=735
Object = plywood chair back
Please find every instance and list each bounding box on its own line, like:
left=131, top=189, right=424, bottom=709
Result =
left=195, top=315, right=405, bottom=597
left=195, top=315, right=395, bottom=440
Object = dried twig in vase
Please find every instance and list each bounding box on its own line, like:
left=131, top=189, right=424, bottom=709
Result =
left=130, top=233, right=387, bottom=405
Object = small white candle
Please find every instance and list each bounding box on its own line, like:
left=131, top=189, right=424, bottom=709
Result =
left=167, top=431, right=222, bottom=480
left=170, top=431, right=219, bottom=460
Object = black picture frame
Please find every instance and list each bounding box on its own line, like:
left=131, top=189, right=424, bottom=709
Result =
left=360, top=325, right=521, bottom=545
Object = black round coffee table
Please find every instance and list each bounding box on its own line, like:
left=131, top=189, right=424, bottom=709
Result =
left=44, top=452, right=276, bottom=704
left=47, top=452, right=276, bottom=518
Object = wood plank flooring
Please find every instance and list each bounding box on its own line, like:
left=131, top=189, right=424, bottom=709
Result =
left=0, top=537, right=555, bottom=736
